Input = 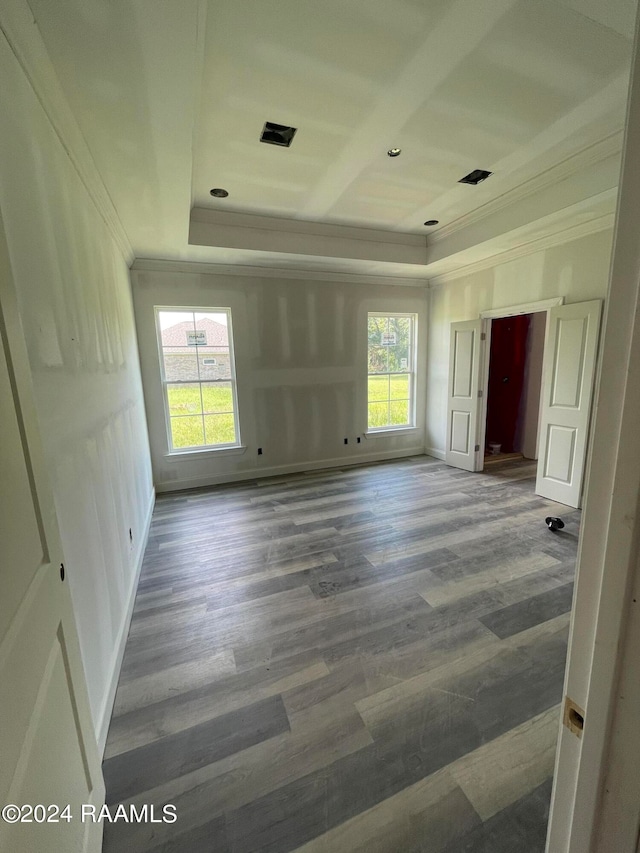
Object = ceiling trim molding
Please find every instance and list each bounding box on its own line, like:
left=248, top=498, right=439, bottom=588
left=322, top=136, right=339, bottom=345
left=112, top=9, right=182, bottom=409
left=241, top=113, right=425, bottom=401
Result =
left=131, top=257, right=429, bottom=288
left=190, top=208, right=426, bottom=247
left=189, top=210, right=428, bottom=265
left=0, top=0, right=134, bottom=264
left=428, top=212, right=615, bottom=287
left=429, top=131, right=623, bottom=246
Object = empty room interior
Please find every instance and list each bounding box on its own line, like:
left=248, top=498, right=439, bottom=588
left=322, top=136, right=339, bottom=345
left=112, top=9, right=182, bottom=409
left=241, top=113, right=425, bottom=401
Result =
left=3, top=1, right=640, bottom=852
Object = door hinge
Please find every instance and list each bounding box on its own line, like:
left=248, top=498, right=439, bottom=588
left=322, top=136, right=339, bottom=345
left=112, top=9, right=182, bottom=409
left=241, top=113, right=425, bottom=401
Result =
left=480, top=332, right=486, bottom=341
left=478, top=389, right=483, bottom=398
left=474, top=445, right=480, bottom=452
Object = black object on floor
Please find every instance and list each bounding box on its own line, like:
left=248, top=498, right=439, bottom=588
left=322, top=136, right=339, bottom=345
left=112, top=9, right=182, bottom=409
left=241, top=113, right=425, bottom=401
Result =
left=545, top=517, right=565, bottom=532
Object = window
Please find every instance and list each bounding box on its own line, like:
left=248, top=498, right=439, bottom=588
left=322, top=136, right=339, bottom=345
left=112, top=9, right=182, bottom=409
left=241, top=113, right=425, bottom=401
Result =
left=367, top=313, right=416, bottom=431
left=156, top=308, right=240, bottom=451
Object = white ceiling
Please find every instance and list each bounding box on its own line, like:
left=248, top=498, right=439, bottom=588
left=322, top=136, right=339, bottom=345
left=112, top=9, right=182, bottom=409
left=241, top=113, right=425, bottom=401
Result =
left=28, top=0, right=637, bottom=276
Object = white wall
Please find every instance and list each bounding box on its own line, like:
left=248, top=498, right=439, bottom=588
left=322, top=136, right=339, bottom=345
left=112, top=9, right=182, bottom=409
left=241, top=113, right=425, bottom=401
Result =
left=426, top=229, right=614, bottom=456
left=131, top=267, right=428, bottom=491
left=0, top=26, right=153, bottom=746
left=515, top=311, right=546, bottom=459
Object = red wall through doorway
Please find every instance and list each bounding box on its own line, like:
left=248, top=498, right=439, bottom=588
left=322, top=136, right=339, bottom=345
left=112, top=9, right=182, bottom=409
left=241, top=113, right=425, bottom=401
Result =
left=485, top=314, right=530, bottom=454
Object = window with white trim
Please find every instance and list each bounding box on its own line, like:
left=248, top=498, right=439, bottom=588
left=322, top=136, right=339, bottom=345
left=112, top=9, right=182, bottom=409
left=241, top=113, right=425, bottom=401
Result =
left=367, top=313, right=416, bottom=431
left=156, top=308, right=240, bottom=451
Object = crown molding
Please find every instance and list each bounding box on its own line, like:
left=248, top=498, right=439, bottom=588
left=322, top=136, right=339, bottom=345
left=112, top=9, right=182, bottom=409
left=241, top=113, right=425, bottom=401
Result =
left=430, top=131, right=623, bottom=246
left=190, top=208, right=426, bottom=247
left=131, top=257, right=429, bottom=288
left=428, top=211, right=615, bottom=287
left=0, top=0, right=134, bottom=264
left=189, top=208, right=428, bottom=266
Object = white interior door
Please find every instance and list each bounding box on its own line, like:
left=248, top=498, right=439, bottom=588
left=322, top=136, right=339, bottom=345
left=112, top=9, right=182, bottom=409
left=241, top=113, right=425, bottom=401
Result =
left=446, top=319, right=483, bottom=472
left=0, top=216, right=104, bottom=853
left=535, top=300, right=602, bottom=508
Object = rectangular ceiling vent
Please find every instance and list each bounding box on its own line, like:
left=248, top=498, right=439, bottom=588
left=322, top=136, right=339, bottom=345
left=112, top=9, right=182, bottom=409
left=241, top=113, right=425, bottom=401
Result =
left=260, top=121, right=297, bottom=147
left=458, top=168, right=492, bottom=185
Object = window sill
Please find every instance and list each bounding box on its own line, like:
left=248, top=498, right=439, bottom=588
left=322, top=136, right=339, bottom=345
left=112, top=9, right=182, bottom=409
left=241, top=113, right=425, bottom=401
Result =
left=164, top=445, right=247, bottom=460
left=364, top=427, right=419, bottom=439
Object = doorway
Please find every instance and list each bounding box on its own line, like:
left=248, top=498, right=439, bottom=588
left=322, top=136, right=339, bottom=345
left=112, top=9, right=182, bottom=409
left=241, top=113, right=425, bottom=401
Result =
left=446, top=299, right=601, bottom=507
left=484, top=312, right=546, bottom=464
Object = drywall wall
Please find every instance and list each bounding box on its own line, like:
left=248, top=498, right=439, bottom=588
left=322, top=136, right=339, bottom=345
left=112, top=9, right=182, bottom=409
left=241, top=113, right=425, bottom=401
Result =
left=0, top=26, right=153, bottom=745
left=515, top=311, right=546, bottom=459
left=426, top=229, right=614, bottom=456
left=131, top=266, right=428, bottom=491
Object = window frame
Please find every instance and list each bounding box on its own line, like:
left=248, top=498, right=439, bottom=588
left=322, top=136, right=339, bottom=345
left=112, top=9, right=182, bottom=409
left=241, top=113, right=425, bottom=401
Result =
left=366, top=311, right=417, bottom=434
left=154, top=306, right=242, bottom=454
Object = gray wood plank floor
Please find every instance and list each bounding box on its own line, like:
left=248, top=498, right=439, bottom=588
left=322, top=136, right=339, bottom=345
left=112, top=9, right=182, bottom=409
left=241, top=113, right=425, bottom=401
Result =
left=102, top=455, right=579, bottom=853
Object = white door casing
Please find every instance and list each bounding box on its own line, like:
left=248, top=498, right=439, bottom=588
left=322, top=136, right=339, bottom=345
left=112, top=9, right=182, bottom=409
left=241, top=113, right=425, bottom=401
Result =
left=446, top=319, right=484, bottom=472
left=535, top=301, right=602, bottom=508
left=0, top=214, right=104, bottom=853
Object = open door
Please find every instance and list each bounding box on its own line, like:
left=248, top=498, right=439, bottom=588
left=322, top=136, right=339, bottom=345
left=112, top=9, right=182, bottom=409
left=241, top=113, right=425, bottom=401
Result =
left=446, top=319, right=484, bottom=472
left=0, top=215, right=104, bottom=852
left=535, top=300, right=602, bottom=508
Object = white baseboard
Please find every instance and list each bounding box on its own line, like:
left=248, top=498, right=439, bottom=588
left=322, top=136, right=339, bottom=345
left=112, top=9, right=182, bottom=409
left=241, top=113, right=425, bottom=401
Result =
left=156, top=446, right=426, bottom=493
left=425, top=447, right=446, bottom=461
left=96, top=487, right=155, bottom=753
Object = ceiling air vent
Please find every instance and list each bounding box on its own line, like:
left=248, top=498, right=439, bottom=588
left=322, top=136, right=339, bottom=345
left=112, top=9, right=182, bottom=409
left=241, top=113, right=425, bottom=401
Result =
left=458, top=168, right=492, bottom=185
left=260, top=121, right=297, bottom=147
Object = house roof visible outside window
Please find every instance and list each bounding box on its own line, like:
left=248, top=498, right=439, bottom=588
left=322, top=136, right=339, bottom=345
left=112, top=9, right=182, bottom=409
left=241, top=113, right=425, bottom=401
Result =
left=160, top=318, right=229, bottom=354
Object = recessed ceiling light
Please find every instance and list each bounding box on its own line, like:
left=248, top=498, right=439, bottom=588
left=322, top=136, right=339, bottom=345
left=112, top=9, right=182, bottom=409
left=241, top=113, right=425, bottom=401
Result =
left=210, top=188, right=229, bottom=198
left=458, top=169, right=492, bottom=185
left=260, top=121, right=297, bottom=147
left=387, top=148, right=402, bottom=157
left=424, top=219, right=439, bottom=226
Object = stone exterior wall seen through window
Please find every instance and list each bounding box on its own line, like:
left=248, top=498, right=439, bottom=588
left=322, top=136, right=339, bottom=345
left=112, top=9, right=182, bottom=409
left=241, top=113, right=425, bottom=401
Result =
left=163, top=353, right=231, bottom=382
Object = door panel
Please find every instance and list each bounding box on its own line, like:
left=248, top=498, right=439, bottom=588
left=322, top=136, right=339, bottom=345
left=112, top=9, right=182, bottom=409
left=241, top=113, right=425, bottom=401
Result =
left=0, top=216, right=104, bottom=853
left=451, top=410, right=471, bottom=454
left=452, top=328, right=474, bottom=397
left=446, top=320, right=483, bottom=472
left=544, top=425, right=576, bottom=482
left=535, top=301, right=602, bottom=507
left=549, top=316, right=587, bottom=407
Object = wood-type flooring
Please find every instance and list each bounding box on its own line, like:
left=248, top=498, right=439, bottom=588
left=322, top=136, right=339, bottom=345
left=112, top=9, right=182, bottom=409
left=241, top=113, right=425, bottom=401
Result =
left=102, top=456, right=579, bottom=853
